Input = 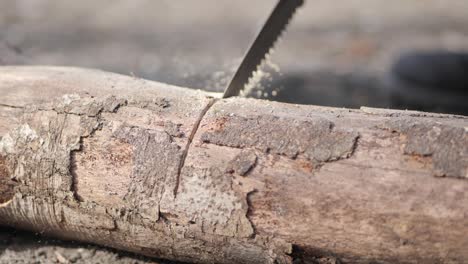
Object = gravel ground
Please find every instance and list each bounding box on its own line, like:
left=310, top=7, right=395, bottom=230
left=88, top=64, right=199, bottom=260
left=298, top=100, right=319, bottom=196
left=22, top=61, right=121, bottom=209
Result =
left=1, top=1, right=468, bottom=263
left=0, top=227, right=173, bottom=264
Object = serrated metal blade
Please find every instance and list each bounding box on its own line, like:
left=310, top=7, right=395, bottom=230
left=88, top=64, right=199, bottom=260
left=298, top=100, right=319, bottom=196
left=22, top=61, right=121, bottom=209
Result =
left=222, top=0, right=304, bottom=98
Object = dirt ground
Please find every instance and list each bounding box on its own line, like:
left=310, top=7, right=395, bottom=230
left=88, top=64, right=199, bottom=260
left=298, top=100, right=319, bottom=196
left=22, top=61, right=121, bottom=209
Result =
left=1, top=0, right=468, bottom=263
left=0, top=227, right=174, bottom=264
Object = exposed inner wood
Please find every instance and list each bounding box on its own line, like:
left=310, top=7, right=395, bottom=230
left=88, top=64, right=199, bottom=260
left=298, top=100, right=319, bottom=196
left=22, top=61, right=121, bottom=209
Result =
left=0, top=66, right=467, bottom=264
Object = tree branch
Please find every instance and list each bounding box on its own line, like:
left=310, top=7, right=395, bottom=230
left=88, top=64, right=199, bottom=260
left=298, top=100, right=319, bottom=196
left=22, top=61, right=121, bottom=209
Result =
left=0, top=66, right=467, bottom=264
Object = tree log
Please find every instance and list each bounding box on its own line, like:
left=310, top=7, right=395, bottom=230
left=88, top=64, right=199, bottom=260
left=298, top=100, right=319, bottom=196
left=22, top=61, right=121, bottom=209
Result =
left=0, top=66, right=467, bottom=264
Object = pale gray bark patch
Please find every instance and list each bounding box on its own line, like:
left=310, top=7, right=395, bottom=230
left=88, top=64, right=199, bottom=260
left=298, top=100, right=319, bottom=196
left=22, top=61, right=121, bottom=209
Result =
left=129, top=98, right=171, bottom=110
left=381, top=119, right=468, bottom=178
left=162, top=165, right=255, bottom=238
left=0, top=94, right=127, bottom=199
left=0, top=104, right=24, bottom=109
left=200, top=115, right=359, bottom=163
left=163, top=121, right=184, bottom=138
left=42, top=94, right=127, bottom=118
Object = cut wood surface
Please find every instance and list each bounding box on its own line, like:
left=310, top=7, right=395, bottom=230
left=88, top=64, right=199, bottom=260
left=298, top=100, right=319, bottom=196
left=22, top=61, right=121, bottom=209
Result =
left=0, top=66, right=467, bottom=264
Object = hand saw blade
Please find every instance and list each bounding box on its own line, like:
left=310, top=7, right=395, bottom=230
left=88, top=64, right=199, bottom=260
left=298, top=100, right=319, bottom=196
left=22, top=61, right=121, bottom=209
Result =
left=222, top=0, right=304, bottom=98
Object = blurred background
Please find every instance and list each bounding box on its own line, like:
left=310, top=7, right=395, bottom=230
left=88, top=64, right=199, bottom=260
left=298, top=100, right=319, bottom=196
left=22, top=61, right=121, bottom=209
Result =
left=1, top=0, right=468, bottom=114
left=1, top=1, right=468, bottom=262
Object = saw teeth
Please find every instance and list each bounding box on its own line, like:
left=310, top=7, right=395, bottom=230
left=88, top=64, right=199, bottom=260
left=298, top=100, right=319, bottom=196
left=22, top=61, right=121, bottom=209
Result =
left=242, top=2, right=302, bottom=94
left=222, top=0, right=304, bottom=98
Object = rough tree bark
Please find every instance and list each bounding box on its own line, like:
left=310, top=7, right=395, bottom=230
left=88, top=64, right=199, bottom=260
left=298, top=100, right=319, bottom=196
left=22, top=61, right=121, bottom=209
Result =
left=0, top=66, right=467, bottom=264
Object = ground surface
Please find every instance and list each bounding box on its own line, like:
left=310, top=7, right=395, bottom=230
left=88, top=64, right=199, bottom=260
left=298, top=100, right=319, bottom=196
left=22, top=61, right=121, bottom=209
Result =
left=1, top=0, right=468, bottom=263
left=0, top=227, right=173, bottom=264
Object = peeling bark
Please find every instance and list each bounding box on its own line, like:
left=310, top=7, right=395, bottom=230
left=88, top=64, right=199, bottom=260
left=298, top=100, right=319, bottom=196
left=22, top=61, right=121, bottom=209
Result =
left=200, top=115, right=358, bottom=162
left=0, top=67, right=467, bottom=264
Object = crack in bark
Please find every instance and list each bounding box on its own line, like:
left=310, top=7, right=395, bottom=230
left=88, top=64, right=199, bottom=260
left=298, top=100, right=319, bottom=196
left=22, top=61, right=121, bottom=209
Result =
left=348, top=134, right=360, bottom=159
left=245, top=189, right=258, bottom=239
left=70, top=138, right=85, bottom=202
left=173, top=98, right=218, bottom=197
left=68, top=116, right=103, bottom=203
left=0, top=103, right=24, bottom=109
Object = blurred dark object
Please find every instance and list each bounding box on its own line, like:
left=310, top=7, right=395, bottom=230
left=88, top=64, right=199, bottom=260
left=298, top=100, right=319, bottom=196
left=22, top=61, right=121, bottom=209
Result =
left=386, top=51, right=468, bottom=115
left=252, top=51, right=468, bottom=116
left=249, top=71, right=388, bottom=109
left=393, top=51, right=468, bottom=92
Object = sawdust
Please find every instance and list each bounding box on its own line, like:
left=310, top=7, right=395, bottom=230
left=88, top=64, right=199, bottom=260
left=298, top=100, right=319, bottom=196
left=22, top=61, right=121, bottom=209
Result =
left=241, top=58, right=282, bottom=99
